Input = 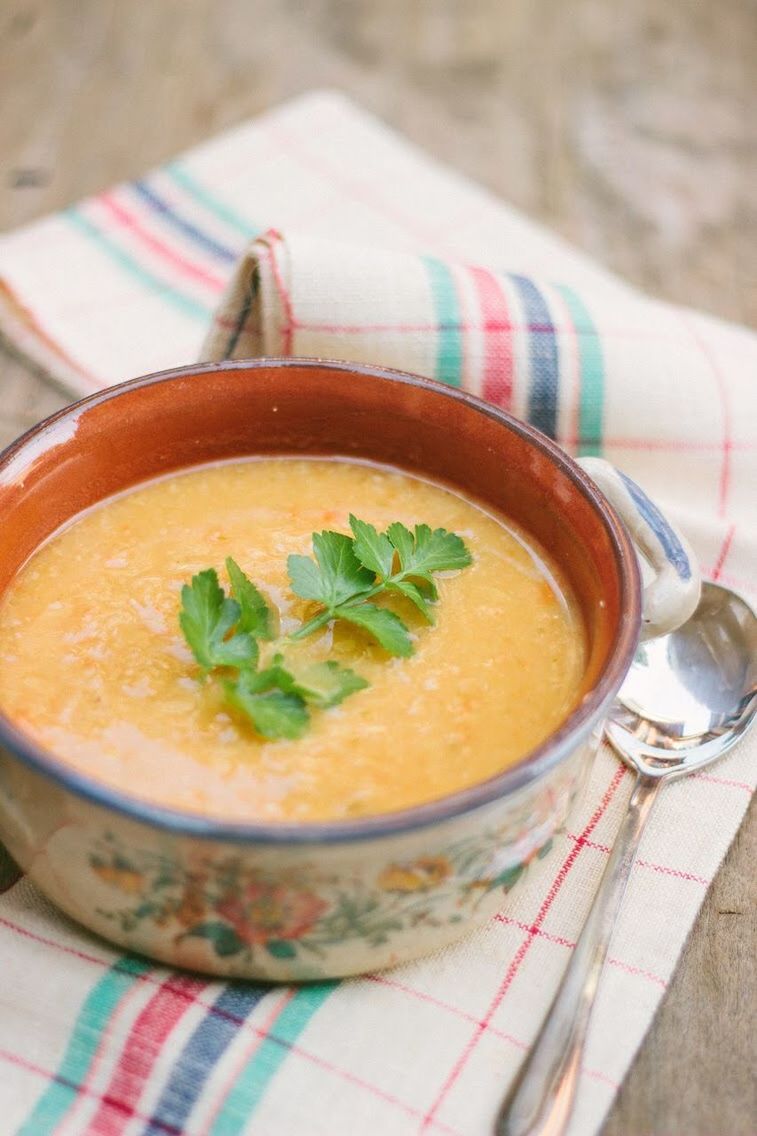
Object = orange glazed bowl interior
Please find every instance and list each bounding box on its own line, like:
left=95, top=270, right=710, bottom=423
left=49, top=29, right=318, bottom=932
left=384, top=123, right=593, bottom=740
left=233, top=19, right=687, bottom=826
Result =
left=0, top=358, right=640, bottom=839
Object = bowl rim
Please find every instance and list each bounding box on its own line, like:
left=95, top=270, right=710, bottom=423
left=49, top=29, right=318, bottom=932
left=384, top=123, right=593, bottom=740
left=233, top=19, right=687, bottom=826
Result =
left=0, top=357, right=641, bottom=844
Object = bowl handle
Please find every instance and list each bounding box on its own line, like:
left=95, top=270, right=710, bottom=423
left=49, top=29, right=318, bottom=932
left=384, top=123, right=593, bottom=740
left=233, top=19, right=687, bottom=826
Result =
left=576, top=457, right=700, bottom=640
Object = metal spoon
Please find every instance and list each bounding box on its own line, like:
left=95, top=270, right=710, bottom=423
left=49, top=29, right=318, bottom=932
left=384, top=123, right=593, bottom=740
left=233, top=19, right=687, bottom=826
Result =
left=497, top=582, right=757, bottom=1136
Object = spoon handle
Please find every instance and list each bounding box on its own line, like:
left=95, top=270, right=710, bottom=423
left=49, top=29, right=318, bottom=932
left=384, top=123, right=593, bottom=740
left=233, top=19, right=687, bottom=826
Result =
left=497, top=773, right=663, bottom=1136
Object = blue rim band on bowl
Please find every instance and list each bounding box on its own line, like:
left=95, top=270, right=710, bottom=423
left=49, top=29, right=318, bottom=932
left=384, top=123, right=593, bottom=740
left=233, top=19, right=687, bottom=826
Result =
left=617, top=471, right=692, bottom=581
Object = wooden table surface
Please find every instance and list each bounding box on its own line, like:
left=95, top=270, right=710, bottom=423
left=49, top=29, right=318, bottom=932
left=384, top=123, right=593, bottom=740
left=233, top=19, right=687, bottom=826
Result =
left=1, top=2, right=754, bottom=1133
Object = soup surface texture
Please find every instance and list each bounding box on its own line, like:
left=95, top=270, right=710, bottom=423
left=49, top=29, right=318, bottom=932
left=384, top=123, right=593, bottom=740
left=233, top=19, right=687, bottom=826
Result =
left=0, top=459, right=585, bottom=821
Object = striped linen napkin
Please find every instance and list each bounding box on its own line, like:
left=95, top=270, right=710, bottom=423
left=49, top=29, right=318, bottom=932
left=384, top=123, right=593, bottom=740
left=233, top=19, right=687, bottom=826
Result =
left=0, top=91, right=754, bottom=1136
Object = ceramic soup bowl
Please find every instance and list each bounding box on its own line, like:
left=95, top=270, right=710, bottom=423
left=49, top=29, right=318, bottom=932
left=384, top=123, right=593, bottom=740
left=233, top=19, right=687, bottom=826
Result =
left=0, top=359, right=699, bottom=980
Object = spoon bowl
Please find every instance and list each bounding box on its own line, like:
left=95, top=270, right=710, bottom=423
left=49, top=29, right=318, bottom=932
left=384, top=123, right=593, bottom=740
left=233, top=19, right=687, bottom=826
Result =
left=607, top=581, right=757, bottom=768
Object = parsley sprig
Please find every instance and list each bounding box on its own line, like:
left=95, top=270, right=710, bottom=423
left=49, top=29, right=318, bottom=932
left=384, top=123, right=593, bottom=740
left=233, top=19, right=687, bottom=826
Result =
left=178, top=519, right=471, bottom=741
left=288, top=516, right=472, bottom=653
left=179, top=558, right=365, bottom=740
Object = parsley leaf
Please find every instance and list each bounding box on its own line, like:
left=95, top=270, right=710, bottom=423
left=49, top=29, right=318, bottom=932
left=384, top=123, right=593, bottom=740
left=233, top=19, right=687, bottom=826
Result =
left=224, top=672, right=309, bottom=740
left=386, top=578, right=434, bottom=623
left=288, top=530, right=378, bottom=642
left=386, top=522, right=472, bottom=578
left=179, top=569, right=257, bottom=672
left=288, top=531, right=373, bottom=607
left=349, top=515, right=395, bottom=579
left=287, top=659, right=369, bottom=708
left=333, top=602, right=414, bottom=656
left=226, top=557, right=275, bottom=639
left=223, top=654, right=366, bottom=736
left=244, top=660, right=298, bottom=695
left=284, top=554, right=322, bottom=602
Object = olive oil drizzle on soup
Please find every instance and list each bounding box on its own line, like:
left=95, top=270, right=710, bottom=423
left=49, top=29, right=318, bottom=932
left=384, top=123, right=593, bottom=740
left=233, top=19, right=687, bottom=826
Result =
left=0, top=459, right=586, bottom=822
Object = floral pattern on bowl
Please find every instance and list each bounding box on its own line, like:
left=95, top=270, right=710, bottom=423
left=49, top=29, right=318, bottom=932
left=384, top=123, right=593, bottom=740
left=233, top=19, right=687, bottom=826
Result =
left=91, top=828, right=556, bottom=965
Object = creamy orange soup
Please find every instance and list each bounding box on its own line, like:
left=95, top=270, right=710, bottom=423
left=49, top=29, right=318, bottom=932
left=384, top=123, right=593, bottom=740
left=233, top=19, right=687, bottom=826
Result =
left=0, top=459, right=586, bottom=821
